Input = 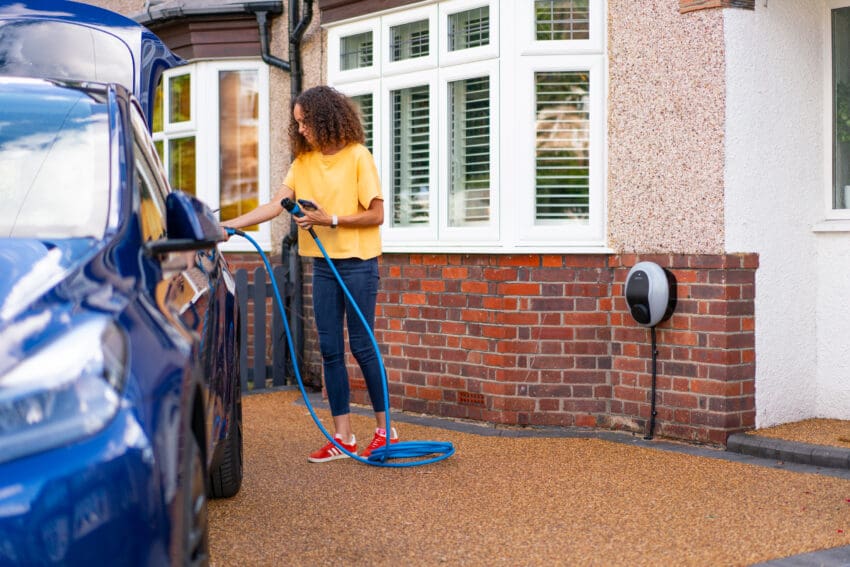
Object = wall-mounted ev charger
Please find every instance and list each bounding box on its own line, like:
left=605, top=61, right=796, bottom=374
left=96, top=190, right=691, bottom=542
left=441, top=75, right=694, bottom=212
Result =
left=624, top=261, right=677, bottom=328
left=623, top=261, right=677, bottom=440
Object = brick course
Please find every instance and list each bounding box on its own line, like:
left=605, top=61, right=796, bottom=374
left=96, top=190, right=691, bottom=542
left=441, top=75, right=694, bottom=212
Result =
left=231, top=251, right=757, bottom=446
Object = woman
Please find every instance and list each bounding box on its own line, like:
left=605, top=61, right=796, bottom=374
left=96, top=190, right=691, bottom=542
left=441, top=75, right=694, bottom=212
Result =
left=223, top=86, right=398, bottom=462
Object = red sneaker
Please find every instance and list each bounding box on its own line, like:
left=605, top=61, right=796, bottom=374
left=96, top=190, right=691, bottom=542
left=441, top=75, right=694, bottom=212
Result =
left=307, top=434, right=357, bottom=463
left=360, top=428, right=399, bottom=458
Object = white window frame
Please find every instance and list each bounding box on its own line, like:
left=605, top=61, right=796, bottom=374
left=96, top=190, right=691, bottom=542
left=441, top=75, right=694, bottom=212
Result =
left=155, top=60, right=271, bottom=251
left=439, top=0, right=499, bottom=67
left=325, top=0, right=608, bottom=253
left=328, top=18, right=381, bottom=83
left=161, top=70, right=197, bottom=134
left=518, top=0, right=604, bottom=55
left=824, top=0, right=850, bottom=222
left=438, top=59, right=500, bottom=243
left=514, top=56, right=605, bottom=246
left=381, top=5, right=439, bottom=77
left=381, top=71, right=440, bottom=243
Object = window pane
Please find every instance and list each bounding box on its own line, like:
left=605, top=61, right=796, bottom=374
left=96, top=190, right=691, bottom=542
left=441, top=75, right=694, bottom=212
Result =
left=168, top=136, right=196, bottom=196
left=391, top=85, right=430, bottom=226
left=390, top=20, right=429, bottom=62
left=168, top=74, right=191, bottom=123
left=351, top=93, right=374, bottom=153
left=535, top=71, right=589, bottom=223
left=153, top=82, right=163, bottom=133
left=833, top=7, right=850, bottom=208
left=535, top=0, right=590, bottom=41
left=340, top=31, right=373, bottom=71
left=448, top=76, right=490, bottom=226
left=219, top=70, right=260, bottom=230
left=448, top=7, right=489, bottom=51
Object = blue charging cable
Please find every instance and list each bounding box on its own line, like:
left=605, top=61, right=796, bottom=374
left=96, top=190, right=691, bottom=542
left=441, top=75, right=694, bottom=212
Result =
left=225, top=201, right=454, bottom=467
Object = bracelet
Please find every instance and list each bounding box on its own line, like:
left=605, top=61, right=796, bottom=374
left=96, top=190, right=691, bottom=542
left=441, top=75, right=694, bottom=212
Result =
left=331, top=215, right=338, bottom=229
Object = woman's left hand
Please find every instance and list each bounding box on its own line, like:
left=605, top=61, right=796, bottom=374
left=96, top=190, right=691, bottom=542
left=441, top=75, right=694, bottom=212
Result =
left=295, top=202, right=331, bottom=230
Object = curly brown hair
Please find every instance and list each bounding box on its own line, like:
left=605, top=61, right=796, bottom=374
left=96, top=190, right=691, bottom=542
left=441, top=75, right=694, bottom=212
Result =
left=289, top=86, right=365, bottom=156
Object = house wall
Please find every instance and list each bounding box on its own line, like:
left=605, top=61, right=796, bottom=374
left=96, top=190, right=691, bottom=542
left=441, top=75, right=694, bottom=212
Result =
left=608, top=0, right=726, bottom=254
left=724, top=2, right=847, bottom=427
left=90, top=0, right=765, bottom=445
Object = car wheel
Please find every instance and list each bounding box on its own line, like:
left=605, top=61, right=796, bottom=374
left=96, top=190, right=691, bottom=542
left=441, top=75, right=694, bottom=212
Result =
left=209, top=382, right=243, bottom=498
left=183, top=430, right=210, bottom=567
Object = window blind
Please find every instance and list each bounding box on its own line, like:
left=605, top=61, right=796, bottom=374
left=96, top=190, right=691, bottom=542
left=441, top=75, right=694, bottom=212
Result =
left=448, top=7, right=489, bottom=51
left=535, top=71, right=589, bottom=222
left=449, top=76, right=490, bottom=226
left=535, top=0, right=590, bottom=41
left=340, top=32, right=373, bottom=71
left=351, top=93, right=373, bottom=153
left=390, top=20, right=429, bottom=61
left=391, top=85, right=430, bottom=226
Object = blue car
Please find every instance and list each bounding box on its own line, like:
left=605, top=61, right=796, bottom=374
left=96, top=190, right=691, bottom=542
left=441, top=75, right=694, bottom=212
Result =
left=0, top=75, right=242, bottom=565
left=0, top=0, right=183, bottom=125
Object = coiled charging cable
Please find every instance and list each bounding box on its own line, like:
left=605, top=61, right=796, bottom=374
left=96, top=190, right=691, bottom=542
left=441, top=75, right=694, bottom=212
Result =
left=225, top=202, right=454, bottom=467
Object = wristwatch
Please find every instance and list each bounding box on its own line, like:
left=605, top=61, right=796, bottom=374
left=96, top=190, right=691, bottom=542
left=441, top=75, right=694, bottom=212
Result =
left=331, top=215, right=338, bottom=229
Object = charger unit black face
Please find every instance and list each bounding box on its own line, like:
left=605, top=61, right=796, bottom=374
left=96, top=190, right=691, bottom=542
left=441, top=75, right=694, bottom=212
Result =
left=624, top=262, right=677, bottom=327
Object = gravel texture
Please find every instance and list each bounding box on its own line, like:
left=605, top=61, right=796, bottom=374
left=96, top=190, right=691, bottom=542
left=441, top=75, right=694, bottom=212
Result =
left=747, top=418, right=850, bottom=449
left=209, top=390, right=850, bottom=566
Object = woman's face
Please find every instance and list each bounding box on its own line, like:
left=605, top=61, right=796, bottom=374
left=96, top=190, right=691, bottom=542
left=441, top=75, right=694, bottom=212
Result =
left=293, top=104, right=316, bottom=148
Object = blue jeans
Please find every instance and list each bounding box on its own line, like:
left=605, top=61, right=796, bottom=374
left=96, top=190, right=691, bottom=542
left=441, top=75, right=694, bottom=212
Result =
left=311, top=257, right=384, bottom=416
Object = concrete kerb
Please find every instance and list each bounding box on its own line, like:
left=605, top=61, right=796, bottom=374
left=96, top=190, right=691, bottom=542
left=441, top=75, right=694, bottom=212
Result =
left=728, top=433, right=850, bottom=472
left=265, top=387, right=850, bottom=480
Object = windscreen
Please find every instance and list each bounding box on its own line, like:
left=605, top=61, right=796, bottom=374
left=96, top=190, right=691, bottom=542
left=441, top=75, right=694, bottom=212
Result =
left=0, top=20, right=134, bottom=90
left=0, top=81, right=111, bottom=238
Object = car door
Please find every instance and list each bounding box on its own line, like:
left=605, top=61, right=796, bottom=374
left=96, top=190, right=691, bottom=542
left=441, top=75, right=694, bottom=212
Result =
left=128, top=100, right=234, bottom=465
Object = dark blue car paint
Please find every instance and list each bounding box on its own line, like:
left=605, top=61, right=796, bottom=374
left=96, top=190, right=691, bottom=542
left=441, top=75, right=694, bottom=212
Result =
left=0, top=76, right=239, bottom=566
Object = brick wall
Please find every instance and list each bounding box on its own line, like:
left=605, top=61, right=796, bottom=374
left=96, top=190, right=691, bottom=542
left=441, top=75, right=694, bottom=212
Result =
left=233, top=251, right=757, bottom=446
left=607, top=253, right=757, bottom=445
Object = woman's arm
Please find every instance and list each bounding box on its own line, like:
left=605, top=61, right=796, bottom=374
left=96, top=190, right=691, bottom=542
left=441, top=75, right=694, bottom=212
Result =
left=222, top=185, right=295, bottom=232
left=296, top=197, right=384, bottom=230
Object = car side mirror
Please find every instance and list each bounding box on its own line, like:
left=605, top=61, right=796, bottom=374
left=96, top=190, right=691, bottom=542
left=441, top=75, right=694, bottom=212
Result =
left=144, top=191, right=225, bottom=256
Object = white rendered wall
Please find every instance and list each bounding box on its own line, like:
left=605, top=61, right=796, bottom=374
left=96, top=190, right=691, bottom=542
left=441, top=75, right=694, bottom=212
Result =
left=724, top=1, right=850, bottom=427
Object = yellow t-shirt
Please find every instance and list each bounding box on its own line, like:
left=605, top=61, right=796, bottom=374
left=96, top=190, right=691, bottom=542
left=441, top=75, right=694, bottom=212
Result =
left=283, top=144, right=383, bottom=259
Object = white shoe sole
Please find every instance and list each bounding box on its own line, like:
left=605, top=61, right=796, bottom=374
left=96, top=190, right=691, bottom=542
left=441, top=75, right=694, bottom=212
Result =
left=307, top=448, right=354, bottom=463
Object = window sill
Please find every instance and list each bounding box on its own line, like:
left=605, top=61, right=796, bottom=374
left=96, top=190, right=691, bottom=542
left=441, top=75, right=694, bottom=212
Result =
left=812, top=219, right=850, bottom=233
left=382, top=243, right=614, bottom=255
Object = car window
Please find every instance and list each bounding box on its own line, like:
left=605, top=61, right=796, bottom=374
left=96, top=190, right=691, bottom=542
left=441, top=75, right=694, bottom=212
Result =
left=132, top=99, right=170, bottom=242
left=135, top=143, right=167, bottom=242
left=0, top=20, right=134, bottom=90
left=0, top=81, right=110, bottom=238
